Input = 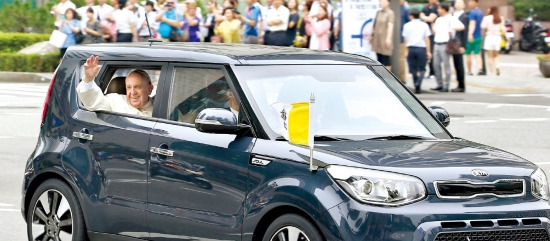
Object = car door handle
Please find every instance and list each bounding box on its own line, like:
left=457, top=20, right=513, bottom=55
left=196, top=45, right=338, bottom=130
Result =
left=150, top=147, right=174, bottom=157
left=73, top=130, right=93, bottom=141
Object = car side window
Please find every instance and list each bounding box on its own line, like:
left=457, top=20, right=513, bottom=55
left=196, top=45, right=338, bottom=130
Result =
left=168, top=67, right=239, bottom=124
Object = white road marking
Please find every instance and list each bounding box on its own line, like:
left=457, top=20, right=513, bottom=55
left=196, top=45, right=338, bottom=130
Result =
left=501, top=94, right=550, bottom=98
left=465, top=120, right=498, bottom=123
left=441, top=101, right=550, bottom=110
left=0, top=136, right=15, bottom=139
left=0, top=209, right=20, bottom=212
left=536, top=162, right=550, bottom=165
left=500, top=63, right=538, bottom=68
left=0, top=203, right=15, bottom=207
left=0, top=90, right=45, bottom=97
left=0, top=102, right=43, bottom=108
left=500, top=118, right=548, bottom=122
left=2, top=112, right=40, bottom=115
left=0, top=95, right=17, bottom=99
left=487, top=104, right=503, bottom=108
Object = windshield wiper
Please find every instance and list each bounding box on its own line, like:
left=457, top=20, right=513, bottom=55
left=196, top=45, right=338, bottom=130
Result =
left=314, top=135, right=350, bottom=141
left=366, top=135, right=429, bottom=141
left=275, top=135, right=350, bottom=141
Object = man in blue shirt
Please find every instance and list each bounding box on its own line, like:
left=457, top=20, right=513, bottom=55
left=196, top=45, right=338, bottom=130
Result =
left=239, top=0, right=261, bottom=44
left=465, top=0, right=484, bottom=75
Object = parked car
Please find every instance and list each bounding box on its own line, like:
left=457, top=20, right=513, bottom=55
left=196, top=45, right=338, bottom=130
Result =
left=22, top=43, right=550, bottom=241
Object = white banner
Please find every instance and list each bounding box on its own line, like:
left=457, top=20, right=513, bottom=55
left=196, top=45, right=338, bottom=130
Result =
left=342, top=0, right=379, bottom=59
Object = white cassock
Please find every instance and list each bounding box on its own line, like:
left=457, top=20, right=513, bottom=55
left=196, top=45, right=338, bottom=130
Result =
left=77, top=80, right=153, bottom=117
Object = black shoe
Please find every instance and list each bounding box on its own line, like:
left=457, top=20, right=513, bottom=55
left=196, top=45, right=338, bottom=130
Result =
left=430, top=86, right=443, bottom=91
left=439, top=88, right=448, bottom=92
left=451, top=87, right=465, bottom=92
left=477, top=70, right=486, bottom=76
left=415, top=86, right=421, bottom=94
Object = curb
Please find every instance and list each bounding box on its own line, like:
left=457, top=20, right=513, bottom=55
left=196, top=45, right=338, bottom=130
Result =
left=0, top=72, right=53, bottom=83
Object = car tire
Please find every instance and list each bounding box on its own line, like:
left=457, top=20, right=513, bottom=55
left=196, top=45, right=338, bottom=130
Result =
left=262, top=214, right=323, bottom=241
left=26, top=179, right=87, bottom=241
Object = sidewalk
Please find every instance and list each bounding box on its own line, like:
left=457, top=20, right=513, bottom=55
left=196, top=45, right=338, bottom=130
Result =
left=407, top=51, right=550, bottom=94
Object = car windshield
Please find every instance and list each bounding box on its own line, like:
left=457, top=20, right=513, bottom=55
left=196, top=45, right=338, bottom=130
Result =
left=233, top=65, right=449, bottom=141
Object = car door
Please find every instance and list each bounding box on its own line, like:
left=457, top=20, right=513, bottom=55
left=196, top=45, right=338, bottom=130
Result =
left=61, top=61, right=167, bottom=239
left=147, top=64, right=254, bottom=240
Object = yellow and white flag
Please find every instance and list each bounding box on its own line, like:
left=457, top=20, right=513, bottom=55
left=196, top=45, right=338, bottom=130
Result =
left=272, top=94, right=315, bottom=148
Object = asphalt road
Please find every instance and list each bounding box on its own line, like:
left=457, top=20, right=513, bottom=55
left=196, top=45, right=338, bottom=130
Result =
left=1, top=82, right=549, bottom=240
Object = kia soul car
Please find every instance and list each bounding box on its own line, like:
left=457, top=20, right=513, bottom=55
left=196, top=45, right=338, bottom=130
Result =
left=22, top=43, right=550, bottom=241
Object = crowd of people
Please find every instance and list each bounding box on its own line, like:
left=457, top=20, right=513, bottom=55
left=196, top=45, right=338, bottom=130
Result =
left=376, top=0, right=508, bottom=94
left=51, top=0, right=508, bottom=94
left=51, top=0, right=344, bottom=56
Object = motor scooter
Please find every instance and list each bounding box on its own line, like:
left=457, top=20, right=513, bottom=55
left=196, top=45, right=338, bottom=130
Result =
left=501, top=19, right=514, bottom=54
left=519, top=9, right=550, bottom=54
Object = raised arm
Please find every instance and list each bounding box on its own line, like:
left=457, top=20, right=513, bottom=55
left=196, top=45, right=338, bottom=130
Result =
left=83, top=56, right=101, bottom=83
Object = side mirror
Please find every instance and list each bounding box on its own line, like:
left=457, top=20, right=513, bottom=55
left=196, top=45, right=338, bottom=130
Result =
left=195, top=108, right=250, bottom=134
left=428, top=106, right=450, bottom=127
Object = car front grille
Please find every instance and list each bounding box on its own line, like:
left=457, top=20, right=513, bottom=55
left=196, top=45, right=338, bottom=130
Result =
left=434, top=179, right=525, bottom=199
left=434, top=229, right=549, bottom=241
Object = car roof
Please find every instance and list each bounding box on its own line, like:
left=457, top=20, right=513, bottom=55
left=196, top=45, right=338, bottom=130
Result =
left=67, top=42, right=380, bottom=65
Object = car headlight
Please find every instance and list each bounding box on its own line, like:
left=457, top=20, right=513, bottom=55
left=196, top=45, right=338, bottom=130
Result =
left=326, top=165, right=426, bottom=206
left=531, top=168, right=550, bottom=201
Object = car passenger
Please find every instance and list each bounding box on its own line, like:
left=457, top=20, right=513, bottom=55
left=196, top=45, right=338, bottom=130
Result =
left=77, top=55, right=154, bottom=116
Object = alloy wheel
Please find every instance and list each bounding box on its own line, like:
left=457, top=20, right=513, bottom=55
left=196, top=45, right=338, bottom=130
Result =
left=30, top=189, right=73, bottom=241
left=270, top=226, right=311, bottom=241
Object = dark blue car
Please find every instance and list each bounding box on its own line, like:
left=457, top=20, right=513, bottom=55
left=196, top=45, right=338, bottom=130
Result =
left=22, top=43, right=550, bottom=241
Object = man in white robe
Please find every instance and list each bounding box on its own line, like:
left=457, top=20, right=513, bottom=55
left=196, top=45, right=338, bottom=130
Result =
left=77, top=55, right=154, bottom=116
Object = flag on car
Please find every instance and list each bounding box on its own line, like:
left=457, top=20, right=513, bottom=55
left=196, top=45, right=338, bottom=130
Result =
left=272, top=94, right=315, bottom=148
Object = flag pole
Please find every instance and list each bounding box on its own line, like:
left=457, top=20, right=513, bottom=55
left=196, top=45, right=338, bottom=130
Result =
left=309, top=93, right=317, bottom=172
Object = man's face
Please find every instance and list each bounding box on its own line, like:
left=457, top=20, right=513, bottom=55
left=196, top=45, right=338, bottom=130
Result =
left=126, top=73, right=153, bottom=109
left=165, top=0, right=176, bottom=9
left=468, top=0, right=477, bottom=9
left=98, top=0, right=106, bottom=5
left=379, top=0, right=389, bottom=8
left=454, top=0, right=464, bottom=10
left=437, top=6, right=445, bottom=16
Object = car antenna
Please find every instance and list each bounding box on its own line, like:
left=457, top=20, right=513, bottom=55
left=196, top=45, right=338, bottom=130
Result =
left=145, top=9, right=162, bottom=46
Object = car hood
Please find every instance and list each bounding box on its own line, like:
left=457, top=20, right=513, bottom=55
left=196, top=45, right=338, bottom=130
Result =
left=311, top=139, right=538, bottom=194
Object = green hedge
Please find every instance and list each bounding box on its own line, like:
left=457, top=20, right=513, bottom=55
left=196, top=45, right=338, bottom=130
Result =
left=0, top=52, right=59, bottom=72
left=0, top=33, right=51, bottom=53
left=511, top=0, right=550, bottom=21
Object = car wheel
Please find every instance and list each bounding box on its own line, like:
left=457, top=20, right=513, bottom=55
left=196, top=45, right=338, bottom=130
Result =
left=27, top=179, right=86, bottom=241
left=263, top=214, right=323, bottom=241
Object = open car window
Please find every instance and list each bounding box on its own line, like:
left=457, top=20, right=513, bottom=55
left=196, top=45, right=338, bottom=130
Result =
left=76, top=63, right=163, bottom=118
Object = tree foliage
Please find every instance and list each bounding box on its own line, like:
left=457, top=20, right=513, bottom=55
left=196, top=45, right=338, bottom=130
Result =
left=0, top=0, right=55, bottom=33
left=511, top=0, right=550, bottom=21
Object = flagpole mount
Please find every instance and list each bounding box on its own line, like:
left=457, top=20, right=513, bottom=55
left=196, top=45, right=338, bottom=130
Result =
left=309, top=93, right=317, bottom=172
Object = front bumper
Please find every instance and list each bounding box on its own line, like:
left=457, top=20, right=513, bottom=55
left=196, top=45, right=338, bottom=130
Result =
left=325, top=195, right=550, bottom=241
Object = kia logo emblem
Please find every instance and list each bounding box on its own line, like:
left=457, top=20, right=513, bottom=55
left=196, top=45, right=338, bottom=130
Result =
left=472, top=169, right=489, bottom=177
